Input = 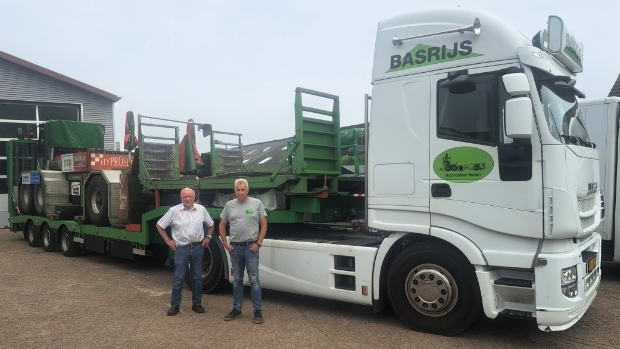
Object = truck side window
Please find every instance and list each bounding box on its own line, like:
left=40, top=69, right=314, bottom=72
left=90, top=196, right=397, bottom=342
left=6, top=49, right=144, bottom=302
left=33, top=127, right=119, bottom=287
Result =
left=437, top=73, right=496, bottom=146
left=497, top=75, right=532, bottom=181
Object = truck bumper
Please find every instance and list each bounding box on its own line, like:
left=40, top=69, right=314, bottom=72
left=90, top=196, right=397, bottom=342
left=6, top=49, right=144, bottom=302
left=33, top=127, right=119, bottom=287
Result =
left=535, top=233, right=601, bottom=331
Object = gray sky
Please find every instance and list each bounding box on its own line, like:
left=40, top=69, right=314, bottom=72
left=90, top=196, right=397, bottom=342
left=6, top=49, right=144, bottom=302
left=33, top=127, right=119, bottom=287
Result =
left=1, top=0, right=618, bottom=151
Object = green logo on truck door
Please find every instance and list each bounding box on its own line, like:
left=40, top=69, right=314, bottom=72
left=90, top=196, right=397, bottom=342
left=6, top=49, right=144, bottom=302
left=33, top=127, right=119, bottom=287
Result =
left=433, top=147, right=493, bottom=183
left=387, top=40, right=483, bottom=73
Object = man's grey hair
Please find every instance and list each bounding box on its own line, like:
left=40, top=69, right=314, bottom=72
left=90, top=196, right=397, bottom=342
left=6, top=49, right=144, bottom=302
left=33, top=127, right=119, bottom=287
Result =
left=180, top=187, right=195, bottom=196
left=234, top=178, right=249, bottom=189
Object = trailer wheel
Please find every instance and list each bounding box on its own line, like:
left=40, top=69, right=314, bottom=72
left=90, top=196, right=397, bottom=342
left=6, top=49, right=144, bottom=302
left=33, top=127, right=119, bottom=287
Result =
left=26, top=220, right=41, bottom=247
left=34, top=184, right=45, bottom=217
left=85, top=176, right=110, bottom=226
left=185, top=237, right=225, bottom=293
left=60, top=226, right=80, bottom=257
left=19, top=184, right=36, bottom=215
left=387, top=242, right=481, bottom=336
left=41, top=223, right=57, bottom=252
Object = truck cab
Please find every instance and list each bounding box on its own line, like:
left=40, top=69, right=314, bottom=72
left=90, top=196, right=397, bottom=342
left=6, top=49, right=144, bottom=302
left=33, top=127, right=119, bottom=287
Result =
left=368, top=8, right=601, bottom=333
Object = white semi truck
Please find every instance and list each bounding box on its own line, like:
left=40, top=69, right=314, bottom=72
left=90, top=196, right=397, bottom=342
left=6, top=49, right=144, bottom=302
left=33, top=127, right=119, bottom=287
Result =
left=580, top=97, right=620, bottom=262
left=10, top=8, right=602, bottom=336
left=358, top=8, right=601, bottom=334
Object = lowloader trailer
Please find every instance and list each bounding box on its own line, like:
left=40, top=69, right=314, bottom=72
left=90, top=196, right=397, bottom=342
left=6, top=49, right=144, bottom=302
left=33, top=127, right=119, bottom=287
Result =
left=8, top=8, right=601, bottom=335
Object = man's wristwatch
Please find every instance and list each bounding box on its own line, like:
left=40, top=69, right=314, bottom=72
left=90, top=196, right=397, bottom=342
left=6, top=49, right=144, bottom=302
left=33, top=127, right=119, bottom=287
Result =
left=206, top=235, right=212, bottom=239
left=255, top=242, right=261, bottom=247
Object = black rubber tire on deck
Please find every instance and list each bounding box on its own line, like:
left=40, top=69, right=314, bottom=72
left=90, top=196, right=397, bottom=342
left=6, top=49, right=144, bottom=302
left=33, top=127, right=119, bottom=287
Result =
left=41, top=224, right=57, bottom=252
left=387, top=242, right=482, bottom=336
left=26, top=220, right=41, bottom=247
left=85, top=176, right=110, bottom=226
left=184, top=237, right=225, bottom=293
left=60, top=226, right=81, bottom=257
left=34, top=184, right=45, bottom=217
left=19, top=184, right=36, bottom=215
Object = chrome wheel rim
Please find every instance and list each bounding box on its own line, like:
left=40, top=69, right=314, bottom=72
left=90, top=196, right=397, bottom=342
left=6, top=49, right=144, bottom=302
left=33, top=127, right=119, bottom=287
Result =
left=405, top=263, right=458, bottom=317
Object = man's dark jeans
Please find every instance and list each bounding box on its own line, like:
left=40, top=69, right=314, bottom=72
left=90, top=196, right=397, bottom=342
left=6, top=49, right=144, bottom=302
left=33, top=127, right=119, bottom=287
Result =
left=171, top=244, right=204, bottom=307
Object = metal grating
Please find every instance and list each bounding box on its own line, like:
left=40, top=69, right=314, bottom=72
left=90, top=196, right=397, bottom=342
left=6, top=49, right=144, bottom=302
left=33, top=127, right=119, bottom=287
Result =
left=581, top=216, right=595, bottom=230
left=11, top=143, right=38, bottom=186
left=578, top=196, right=595, bottom=212
left=42, top=171, right=70, bottom=215
left=109, top=183, right=119, bottom=218
left=142, top=142, right=179, bottom=180
left=212, top=147, right=244, bottom=174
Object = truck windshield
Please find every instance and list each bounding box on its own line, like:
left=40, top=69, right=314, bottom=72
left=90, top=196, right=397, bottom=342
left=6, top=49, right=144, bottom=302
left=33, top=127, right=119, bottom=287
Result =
left=538, top=79, right=591, bottom=146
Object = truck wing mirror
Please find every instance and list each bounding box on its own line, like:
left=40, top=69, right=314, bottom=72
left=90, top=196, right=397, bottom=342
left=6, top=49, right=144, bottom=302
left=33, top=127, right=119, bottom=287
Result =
left=198, top=124, right=212, bottom=137
left=505, top=97, right=533, bottom=138
left=502, top=73, right=530, bottom=96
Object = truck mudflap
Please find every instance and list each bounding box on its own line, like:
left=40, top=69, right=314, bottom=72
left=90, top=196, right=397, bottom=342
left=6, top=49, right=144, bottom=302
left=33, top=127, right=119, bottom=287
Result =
left=534, top=233, right=601, bottom=331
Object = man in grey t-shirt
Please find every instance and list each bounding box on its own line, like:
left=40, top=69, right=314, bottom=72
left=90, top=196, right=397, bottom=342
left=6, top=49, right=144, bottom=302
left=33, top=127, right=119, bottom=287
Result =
left=219, top=178, right=267, bottom=324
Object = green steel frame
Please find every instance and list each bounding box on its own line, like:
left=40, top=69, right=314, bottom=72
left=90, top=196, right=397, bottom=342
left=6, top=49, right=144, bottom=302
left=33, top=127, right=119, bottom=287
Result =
left=7, top=88, right=366, bottom=258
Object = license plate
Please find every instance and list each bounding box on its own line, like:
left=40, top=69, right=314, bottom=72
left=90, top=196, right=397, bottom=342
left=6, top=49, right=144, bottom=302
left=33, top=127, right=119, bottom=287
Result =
left=587, top=255, right=597, bottom=273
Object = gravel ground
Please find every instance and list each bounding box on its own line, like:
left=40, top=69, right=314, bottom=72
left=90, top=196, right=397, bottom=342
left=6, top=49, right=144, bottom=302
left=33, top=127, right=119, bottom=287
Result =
left=1, top=228, right=619, bottom=349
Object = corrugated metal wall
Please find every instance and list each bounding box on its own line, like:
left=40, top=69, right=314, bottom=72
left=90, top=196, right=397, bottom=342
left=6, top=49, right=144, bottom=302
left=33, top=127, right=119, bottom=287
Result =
left=0, top=57, right=115, bottom=149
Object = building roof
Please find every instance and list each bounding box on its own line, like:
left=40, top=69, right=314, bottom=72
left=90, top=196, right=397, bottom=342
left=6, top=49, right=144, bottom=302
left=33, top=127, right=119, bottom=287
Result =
left=0, top=50, right=121, bottom=102
left=609, top=74, right=620, bottom=97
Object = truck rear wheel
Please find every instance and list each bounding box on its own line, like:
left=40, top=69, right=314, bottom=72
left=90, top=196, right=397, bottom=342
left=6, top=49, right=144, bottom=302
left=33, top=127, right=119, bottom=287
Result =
left=184, top=237, right=225, bottom=293
left=60, top=226, right=81, bottom=257
left=19, top=184, right=36, bottom=215
left=26, top=220, right=41, bottom=247
left=41, top=223, right=58, bottom=252
left=34, top=184, right=45, bottom=217
left=387, top=242, right=481, bottom=336
left=85, top=176, right=110, bottom=226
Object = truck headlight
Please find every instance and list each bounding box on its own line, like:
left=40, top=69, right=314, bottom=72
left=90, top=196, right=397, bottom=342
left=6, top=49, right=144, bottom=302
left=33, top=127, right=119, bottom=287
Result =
left=561, top=265, right=578, bottom=298
left=561, top=266, right=577, bottom=285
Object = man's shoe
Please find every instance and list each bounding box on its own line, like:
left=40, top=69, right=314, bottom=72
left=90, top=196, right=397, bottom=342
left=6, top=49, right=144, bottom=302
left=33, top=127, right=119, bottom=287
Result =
left=224, top=308, right=242, bottom=321
left=253, top=310, right=264, bottom=324
left=167, top=306, right=180, bottom=316
left=192, top=304, right=205, bottom=313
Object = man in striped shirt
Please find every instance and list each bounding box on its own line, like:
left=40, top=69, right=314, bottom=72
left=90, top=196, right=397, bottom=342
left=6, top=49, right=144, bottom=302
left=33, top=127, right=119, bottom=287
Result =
left=157, top=188, right=214, bottom=316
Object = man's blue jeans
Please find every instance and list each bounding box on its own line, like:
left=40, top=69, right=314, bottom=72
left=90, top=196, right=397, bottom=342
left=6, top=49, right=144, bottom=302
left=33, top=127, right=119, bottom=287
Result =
left=171, top=244, right=204, bottom=307
left=230, top=244, right=262, bottom=312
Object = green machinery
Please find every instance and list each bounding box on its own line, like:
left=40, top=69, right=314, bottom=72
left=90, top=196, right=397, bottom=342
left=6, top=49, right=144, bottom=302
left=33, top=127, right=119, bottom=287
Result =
left=7, top=87, right=366, bottom=271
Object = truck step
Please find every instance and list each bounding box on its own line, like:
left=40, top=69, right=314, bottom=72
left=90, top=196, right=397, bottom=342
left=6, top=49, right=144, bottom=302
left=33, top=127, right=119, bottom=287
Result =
left=494, top=278, right=533, bottom=288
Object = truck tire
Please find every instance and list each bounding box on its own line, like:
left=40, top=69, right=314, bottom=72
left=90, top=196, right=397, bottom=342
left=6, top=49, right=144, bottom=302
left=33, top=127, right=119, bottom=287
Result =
left=26, top=220, right=41, bottom=247
left=387, top=242, right=481, bottom=336
left=19, top=184, right=36, bottom=215
left=41, top=223, right=57, bottom=252
left=85, top=176, right=110, bottom=226
left=184, top=237, right=225, bottom=293
left=34, top=184, right=45, bottom=217
left=60, top=226, right=81, bottom=257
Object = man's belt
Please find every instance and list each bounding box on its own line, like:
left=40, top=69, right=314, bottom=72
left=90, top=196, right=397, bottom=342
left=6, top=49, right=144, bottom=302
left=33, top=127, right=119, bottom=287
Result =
left=230, top=241, right=257, bottom=246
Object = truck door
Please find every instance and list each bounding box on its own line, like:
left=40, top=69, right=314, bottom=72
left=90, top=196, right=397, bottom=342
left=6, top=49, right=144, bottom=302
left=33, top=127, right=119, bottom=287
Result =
left=429, top=67, right=544, bottom=244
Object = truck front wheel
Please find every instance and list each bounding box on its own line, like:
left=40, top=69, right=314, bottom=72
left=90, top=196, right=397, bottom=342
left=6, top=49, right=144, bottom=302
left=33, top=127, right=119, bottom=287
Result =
left=387, top=242, right=481, bottom=335
left=85, top=176, right=110, bottom=226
